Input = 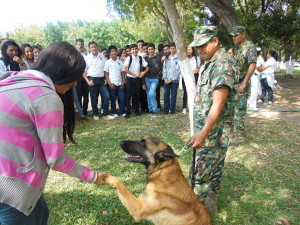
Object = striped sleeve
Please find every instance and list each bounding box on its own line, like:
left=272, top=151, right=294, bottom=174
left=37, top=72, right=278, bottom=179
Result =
left=27, top=92, right=96, bottom=183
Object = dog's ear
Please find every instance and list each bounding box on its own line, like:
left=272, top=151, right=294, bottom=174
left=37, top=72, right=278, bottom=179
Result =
left=155, top=146, right=180, bottom=162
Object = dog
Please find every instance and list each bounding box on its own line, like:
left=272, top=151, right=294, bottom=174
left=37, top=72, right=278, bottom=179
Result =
left=105, top=136, right=212, bottom=225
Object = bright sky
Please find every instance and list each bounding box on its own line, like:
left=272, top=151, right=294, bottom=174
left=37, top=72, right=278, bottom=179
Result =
left=0, top=0, right=113, bottom=34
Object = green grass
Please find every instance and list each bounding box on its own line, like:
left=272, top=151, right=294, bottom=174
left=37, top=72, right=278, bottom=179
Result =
left=45, top=110, right=300, bottom=225
left=276, top=69, right=300, bottom=76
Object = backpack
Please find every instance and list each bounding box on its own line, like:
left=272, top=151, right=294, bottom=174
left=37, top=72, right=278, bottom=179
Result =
left=128, top=55, right=143, bottom=71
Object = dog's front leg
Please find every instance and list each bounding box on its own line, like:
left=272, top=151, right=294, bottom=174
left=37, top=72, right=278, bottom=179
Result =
left=105, top=175, right=162, bottom=222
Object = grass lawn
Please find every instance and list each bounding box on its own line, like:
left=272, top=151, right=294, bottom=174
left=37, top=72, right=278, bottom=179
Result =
left=45, top=109, right=300, bottom=225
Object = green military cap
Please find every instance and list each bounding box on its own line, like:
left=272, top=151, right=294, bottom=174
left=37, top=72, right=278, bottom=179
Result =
left=230, top=26, right=246, bottom=35
left=189, top=26, right=217, bottom=47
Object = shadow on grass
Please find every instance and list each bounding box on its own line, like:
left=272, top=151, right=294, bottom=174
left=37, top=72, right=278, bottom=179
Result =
left=45, top=189, right=152, bottom=225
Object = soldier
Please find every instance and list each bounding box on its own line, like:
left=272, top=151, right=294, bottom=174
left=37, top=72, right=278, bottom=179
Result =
left=188, top=26, right=238, bottom=214
left=230, top=26, right=257, bottom=143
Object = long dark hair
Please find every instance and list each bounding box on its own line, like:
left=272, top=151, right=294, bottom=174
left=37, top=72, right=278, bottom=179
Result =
left=1, top=40, right=21, bottom=71
left=268, top=50, right=278, bottom=61
left=31, top=42, right=86, bottom=143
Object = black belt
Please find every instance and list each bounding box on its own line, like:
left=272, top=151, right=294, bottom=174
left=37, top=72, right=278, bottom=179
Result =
left=88, top=76, right=104, bottom=80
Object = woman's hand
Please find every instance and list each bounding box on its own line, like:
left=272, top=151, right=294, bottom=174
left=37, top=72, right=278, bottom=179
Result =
left=13, top=56, right=23, bottom=64
left=94, top=172, right=108, bottom=185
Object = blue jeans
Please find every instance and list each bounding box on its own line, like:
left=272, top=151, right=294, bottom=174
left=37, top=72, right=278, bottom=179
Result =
left=88, top=77, right=110, bottom=116
left=164, top=82, right=179, bottom=114
left=73, top=86, right=84, bottom=117
left=0, top=195, right=49, bottom=225
left=109, top=85, right=125, bottom=114
left=145, top=78, right=159, bottom=113
left=260, top=78, right=273, bottom=102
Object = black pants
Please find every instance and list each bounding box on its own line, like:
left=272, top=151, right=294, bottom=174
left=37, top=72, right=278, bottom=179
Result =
left=140, top=86, right=148, bottom=112
left=126, top=77, right=141, bottom=115
left=76, top=77, right=89, bottom=115
left=182, top=73, right=199, bottom=109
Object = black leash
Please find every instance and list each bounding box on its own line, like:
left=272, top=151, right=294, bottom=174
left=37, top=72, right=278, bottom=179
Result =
left=191, top=148, right=196, bottom=189
left=184, top=141, right=196, bottom=189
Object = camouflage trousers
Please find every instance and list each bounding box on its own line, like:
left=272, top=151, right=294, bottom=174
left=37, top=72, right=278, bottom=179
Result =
left=190, top=146, right=228, bottom=201
left=234, top=84, right=250, bottom=131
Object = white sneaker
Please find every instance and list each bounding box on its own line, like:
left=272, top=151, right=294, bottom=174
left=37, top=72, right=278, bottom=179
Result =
left=112, top=114, right=118, bottom=118
left=93, top=115, right=99, bottom=121
left=103, top=115, right=115, bottom=120
left=182, top=108, right=187, bottom=114
left=257, top=100, right=263, bottom=104
left=249, top=107, right=259, bottom=111
left=121, top=113, right=126, bottom=117
left=268, top=101, right=273, bottom=105
left=149, top=113, right=157, bottom=118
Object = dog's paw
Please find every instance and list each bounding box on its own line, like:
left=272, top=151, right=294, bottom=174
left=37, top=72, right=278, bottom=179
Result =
left=104, top=175, right=120, bottom=188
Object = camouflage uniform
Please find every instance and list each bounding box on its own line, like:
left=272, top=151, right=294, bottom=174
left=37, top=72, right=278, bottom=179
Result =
left=189, top=27, right=238, bottom=201
left=231, top=26, right=257, bottom=133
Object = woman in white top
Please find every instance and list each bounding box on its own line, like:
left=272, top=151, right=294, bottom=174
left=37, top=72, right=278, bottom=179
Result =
left=182, top=46, right=201, bottom=113
left=0, top=40, right=27, bottom=76
left=258, top=50, right=277, bottom=105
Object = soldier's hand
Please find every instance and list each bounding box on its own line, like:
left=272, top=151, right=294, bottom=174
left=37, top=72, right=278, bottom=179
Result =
left=190, top=131, right=206, bottom=149
left=238, top=83, right=246, bottom=93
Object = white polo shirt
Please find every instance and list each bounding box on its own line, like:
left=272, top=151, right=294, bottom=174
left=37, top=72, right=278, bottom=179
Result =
left=189, top=56, right=201, bottom=71
left=124, top=55, right=148, bottom=78
left=84, top=52, right=106, bottom=77
left=104, top=58, right=124, bottom=86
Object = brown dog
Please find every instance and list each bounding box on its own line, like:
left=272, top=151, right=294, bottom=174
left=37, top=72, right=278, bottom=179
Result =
left=105, top=137, right=212, bottom=225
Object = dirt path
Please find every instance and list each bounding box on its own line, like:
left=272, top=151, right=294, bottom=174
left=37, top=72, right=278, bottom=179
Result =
left=246, top=75, right=300, bottom=130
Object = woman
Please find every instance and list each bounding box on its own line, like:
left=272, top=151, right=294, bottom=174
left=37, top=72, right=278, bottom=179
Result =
left=32, top=44, right=43, bottom=62
left=0, top=42, right=107, bottom=224
left=181, top=46, right=201, bottom=114
left=117, top=48, right=127, bottom=63
left=0, top=40, right=27, bottom=76
left=20, top=44, right=35, bottom=68
left=258, top=50, right=277, bottom=105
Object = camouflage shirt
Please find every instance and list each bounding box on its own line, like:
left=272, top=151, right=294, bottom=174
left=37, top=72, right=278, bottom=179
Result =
left=234, top=40, right=257, bottom=79
left=194, top=49, right=238, bottom=147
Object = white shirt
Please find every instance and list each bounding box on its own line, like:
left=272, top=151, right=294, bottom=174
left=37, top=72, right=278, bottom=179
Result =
left=104, top=58, right=124, bottom=86
left=189, top=56, right=201, bottom=71
left=0, top=60, right=7, bottom=76
left=84, top=52, right=106, bottom=77
left=254, top=55, right=265, bottom=75
left=261, top=57, right=276, bottom=78
left=124, top=55, right=148, bottom=78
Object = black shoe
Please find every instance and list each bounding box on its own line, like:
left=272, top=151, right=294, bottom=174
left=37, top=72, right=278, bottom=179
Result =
left=124, top=115, right=130, bottom=119
left=80, top=116, right=89, bottom=121
left=135, top=113, right=141, bottom=116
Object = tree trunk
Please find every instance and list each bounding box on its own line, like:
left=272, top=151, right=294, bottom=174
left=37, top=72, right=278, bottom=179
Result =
left=284, top=42, right=293, bottom=75
left=203, top=0, right=241, bottom=32
left=162, top=0, right=196, bottom=136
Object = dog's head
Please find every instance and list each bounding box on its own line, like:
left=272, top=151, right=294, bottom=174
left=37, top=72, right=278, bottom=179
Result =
left=120, top=136, right=179, bottom=167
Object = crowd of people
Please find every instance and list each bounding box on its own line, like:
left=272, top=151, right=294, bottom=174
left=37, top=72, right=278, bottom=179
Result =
left=0, top=38, right=203, bottom=121
left=0, top=25, right=280, bottom=223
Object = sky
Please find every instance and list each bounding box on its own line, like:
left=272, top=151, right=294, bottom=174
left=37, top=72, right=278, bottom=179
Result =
left=0, top=0, right=113, bottom=34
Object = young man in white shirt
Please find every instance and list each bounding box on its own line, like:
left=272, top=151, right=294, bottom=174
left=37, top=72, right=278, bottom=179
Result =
left=104, top=45, right=126, bottom=117
left=83, top=41, right=113, bottom=120
left=123, top=44, right=149, bottom=118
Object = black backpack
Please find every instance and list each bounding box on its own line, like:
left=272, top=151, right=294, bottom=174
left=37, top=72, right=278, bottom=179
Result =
left=128, top=55, right=143, bottom=71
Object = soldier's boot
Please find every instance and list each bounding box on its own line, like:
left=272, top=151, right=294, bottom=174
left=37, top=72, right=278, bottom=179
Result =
left=204, top=191, right=218, bottom=216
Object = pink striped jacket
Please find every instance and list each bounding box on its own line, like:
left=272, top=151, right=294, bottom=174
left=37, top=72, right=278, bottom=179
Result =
left=0, top=71, right=96, bottom=215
